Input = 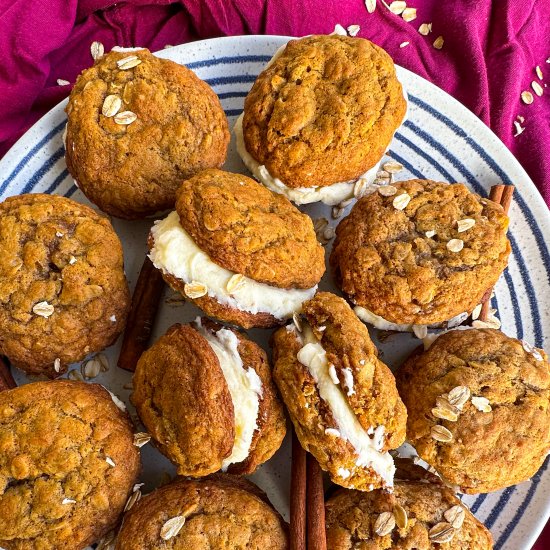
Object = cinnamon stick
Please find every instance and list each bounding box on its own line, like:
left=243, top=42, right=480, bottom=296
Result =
left=117, top=256, right=165, bottom=372
left=479, top=184, right=515, bottom=321
left=290, top=431, right=307, bottom=550
left=306, top=453, right=326, bottom=550
left=0, top=356, right=16, bottom=391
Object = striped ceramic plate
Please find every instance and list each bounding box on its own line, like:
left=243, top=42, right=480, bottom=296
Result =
left=1, top=36, right=549, bottom=549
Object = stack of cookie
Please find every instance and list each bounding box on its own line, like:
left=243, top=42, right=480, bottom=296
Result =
left=0, top=33, right=547, bottom=550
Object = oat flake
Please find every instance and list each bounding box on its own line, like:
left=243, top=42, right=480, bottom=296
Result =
left=374, top=511, right=396, bottom=536
left=393, top=192, right=411, bottom=210
left=161, top=516, right=186, bottom=540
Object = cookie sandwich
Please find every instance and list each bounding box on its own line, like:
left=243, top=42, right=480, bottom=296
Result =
left=0, top=193, right=130, bottom=377
left=331, top=180, right=511, bottom=334
left=148, top=169, right=325, bottom=329
left=272, top=292, right=407, bottom=491
left=397, top=328, right=550, bottom=493
left=235, top=34, right=407, bottom=205
left=132, top=321, right=286, bottom=477
left=65, top=47, right=229, bottom=218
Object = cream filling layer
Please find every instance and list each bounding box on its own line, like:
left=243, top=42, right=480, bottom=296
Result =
left=149, top=211, right=317, bottom=319
left=354, top=305, right=469, bottom=337
left=195, top=319, right=262, bottom=470
left=234, top=115, right=379, bottom=206
left=296, top=323, right=395, bottom=487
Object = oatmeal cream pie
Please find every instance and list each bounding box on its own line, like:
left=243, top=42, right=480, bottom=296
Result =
left=65, top=47, right=229, bottom=219
left=148, top=169, right=325, bottom=329
left=397, top=328, right=550, bottom=494
left=331, top=179, right=511, bottom=332
left=325, top=459, right=493, bottom=549
left=0, top=193, right=130, bottom=377
left=0, top=380, right=140, bottom=550
left=272, top=292, right=406, bottom=491
left=132, top=321, right=286, bottom=477
left=115, top=475, right=288, bottom=549
left=235, top=34, right=407, bottom=205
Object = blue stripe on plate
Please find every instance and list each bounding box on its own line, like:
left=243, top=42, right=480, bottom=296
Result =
left=495, top=457, right=550, bottom=549
left=204, top=74, right=257, bottom=86
left=0, top=120, right=66, bottom=196
left=409, top=94, right=550, bottom=286
left=21, top=147, right=65, bottom=194
left=394, top=133, right=456, bottom=183
left=45, top=168, right=69, bottom=195
left=187, top=55, right=271, bottom=70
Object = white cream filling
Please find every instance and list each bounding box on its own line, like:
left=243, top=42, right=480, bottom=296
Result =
left=235, top=114, right=379, bottom=205
left=195, top=319, right=262, bottom=470
left=149, top=211, right=316, bottom=319
left=354, top=305, right=469, bottom=337
left=296, top=323, right=395, bottom=487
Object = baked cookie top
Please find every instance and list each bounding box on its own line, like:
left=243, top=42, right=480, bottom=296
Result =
left=397, top=328, right=550, bottom=493
left=272, top=292, right=406, bottom=490
left=242, top=35, right=406, bottom=188
left=115, top=475, right=288, bottom=550
left=132, top=322, right=285, bottom=477
left=175, top=169, right=325, bottom=289
left=325, top=460, right=493, bottom=549
left=0, top=380, right=140, bottom=550
left=0, top=193, right=130, bottom=376
left=331, top=180, right=510, bottom=325
left=65, top=48, right=229, bottom=219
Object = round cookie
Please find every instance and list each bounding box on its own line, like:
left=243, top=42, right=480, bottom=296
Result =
left=0, top=380, right=140, bottom=550
left=65, top=48, right=229, bottom=219
left=115, top=475, right=288, bottom=549
left=325, top=460, right=493, bottom=549
left=0, top=193, right=130, bottom=377
left=272, top=292, right=406, bottom=491
left=330, top=180, right=510, bottom=327
left=241, top=35, right=407, bottom=192
left=148, top=169, right=325, bottom=329
left=132, top=321, right=286, bottom=476
left=397, top=328, right=550, bottom=493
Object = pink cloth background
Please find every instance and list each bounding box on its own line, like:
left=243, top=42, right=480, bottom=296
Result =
left=0, top=0, right=549, bottom=547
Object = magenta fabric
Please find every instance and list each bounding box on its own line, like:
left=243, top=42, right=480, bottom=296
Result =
left=0, top=0, right=549, bottom=547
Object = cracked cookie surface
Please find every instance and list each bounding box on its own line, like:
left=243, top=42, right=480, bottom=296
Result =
left=330, top=180, right=510, bottom=325
left=326, top=460, right=493, bottom=549
left=0, top=193, right=130, bottom=377
left=272, top=292, right=406, bottom=490
left=242, top=35, right=406, bottom=188
left=0, top=380, right=140, bottom=550
left=115, top=475, right=288, bottom=549
left=132, top=322, right=285, bottom=477
left=65, top=48, right=229, bottom=219
left=176, top=169, right=325, bottom=289
left=397, top=328, right=550, bottom=493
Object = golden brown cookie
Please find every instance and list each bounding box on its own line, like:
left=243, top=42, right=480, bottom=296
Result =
left=397, top=328, right=550, bottom=494
left=0, top=380, right=140, bottom=550
left=325, top=460, right=493, bottom=549
left=132, top=321, right=286, bottom=477
left=148, top=169, right=324, bottom=329
left=115, top=475, right=288, bottom=549
left=330, top=180, right=510, bottom=326
left=272, top=292, right=406, bottom=491
left=0, top=193, right=130, bottom=377
left=242, top=35, right=406, bottom=189
left=65, top=48, right=229, bottom=219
